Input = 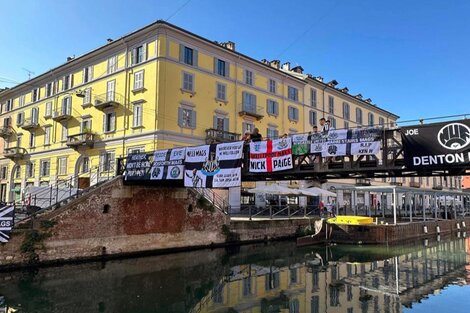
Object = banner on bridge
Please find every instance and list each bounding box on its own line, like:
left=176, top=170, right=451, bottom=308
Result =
left=401, top=119, right=470, bottom=168
left=0, top=205, right=14, bottom=243
left=124, top=153, right=152, bottom=181
left=150, top=148, right=185, bottom=180
left=184, top=141, right=244, bottom=188
left=292, top=128, right=382, bottom=157
left=249, top=138, right=293, bottom=172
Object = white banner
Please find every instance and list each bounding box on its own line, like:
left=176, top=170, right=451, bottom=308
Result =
left=249, top=138, right=293, bottom=172
left=150, top=148, right=185, bottom=180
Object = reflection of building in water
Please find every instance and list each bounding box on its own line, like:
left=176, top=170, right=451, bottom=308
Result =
left=195, top=238, right=468, bottom=313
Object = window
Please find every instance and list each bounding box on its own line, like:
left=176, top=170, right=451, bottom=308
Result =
left=379, top=117, right=385, bottom=127
left=356, top=108, right=363, bottom=125
left=245, top=70, right=253, bottom=86
left=44, top=126, right=51, bottom=145
left=16, top=134, right=22, bottom=148
left=180, top=45, right=198, bottom=66
left=83, top=88, right=92, bottom=105
left=216, top=83, right=226, bottom=101
left=29, top=131, right=35, bottom=148
left=242, top=92, right=257, bottom=112
left=62, top=96, right=72, bottom=115
left=288, top=106, right=299, bottom=121
left=368, top=113, right=375, bottom=126
left=104, top=112, right=116, bottom=132
left=45, top=102, right=52, bottom=117
left=45, top=82, right=54, bottom=97
left=83, top=66, right=93, bottom=83
left=19, top=95, right=25, bottom=107
left=344, top=121, right=349, bottom=129
left=328, top=116, right=337, bottom=128
left=178, top=107, right=196, bottom=129
left=132, top=44, right=146, bottom=65
left=269, top=79, right=276, bottom=94
left=213, top=116, right=229, bottom=131
left=214, top=58, right=229, bottom=77
left=242, top=122, right=254, bottom=133
left=31, top=107, right=39, bottom=124
left=16, top=112, right=24, bottom=126
left=62, top=74, right=73, bottom=91
left=267, top=127, right=279, bottom=139
left=14, top=166, right=21, bottom=179
left=0, top=166, right=7, bottom=180
left=32, top=88, right=40, bottom=102
left=267, top=100, right=279, bottom=116
left=100, top=151, right=115, bottom=172
left=343, top=102, right=350, bottom=120
left=310, top=88, right=317, bottom=107
left=134, top=70, right=144, bottom=91
left=40, top=160, right=50, bottom=177
left=61, top=124, right=68, bottom=141
left=26, top=162, right=35, bottom=178
left=107, top=56, right=117, bottom=74
left=81, top=157, right=90, bottom=173
left=58, top=157, right=67, bottom=175
left=309, top=110, right=317, bottom=126
left=128, top=147, right=144, bottom=154
left=328, top=96, right=334, bottom=113
left=5, top=99, right=13, bottom=112
left=133, top=103, right=143, bottom=127
left=288, top=86, right=298, bottom=101
left=182, top=72, right=194, bottom=92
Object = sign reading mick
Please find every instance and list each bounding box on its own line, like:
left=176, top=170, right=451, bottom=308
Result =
left=401, top=119, right=470, bottom=168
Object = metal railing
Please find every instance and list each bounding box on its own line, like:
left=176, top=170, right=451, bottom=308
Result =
left=239, top=103, right=264, bottom=119
left=93, top=91, right=125, bottom=108
left=66, top=132, right=96, bottom=148
left=3, top=147, right=27, bottom=159
left=205, top=128, right=240, bottom=143
left=21, top=118, right=39, bottom=129
left=191, top=188, right=230, bottom=215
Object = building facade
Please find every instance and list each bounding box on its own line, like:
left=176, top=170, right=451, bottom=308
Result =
left=0, top=20, right=457, bottom=205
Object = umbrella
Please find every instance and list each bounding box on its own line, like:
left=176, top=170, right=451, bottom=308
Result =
left=300, top=187, right=337, bottom=197
left=247, top=184, right=302, bottom=195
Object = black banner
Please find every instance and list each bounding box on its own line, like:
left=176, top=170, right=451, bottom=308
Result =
left=0, top=205, right=14, bottom=243
left=401, top=119, right=470, bottom=168
left=124, top=153, right=152, bottom=181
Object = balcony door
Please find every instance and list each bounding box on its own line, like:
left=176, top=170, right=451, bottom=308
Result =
left=106, top=80, right=115, bottom=101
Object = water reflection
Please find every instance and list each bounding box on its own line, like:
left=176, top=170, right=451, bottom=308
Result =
left=0, top=236, right=468, bottom=313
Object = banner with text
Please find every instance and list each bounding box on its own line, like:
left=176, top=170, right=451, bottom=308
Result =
left=292, top=128, right=382, bottom=157
left=249, top=138, right=293, bottom=172
left=0, top=205, right=14, bottom=243
left=150, top=148, right=185, bottom=180
left=401, top=119, right=470, bottom=168
left=184, top=141, right=244, bottom=188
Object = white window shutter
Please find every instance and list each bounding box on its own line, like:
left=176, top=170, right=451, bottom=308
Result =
left=142, top=43, right=147, bottom=61
left=70, top=74, right=74, bottom=89
left=179, top=44, right=184, bottom=62
left=213, top=116, right=218, bottom=129
left=111, top=113, right=116, bottom=131
left=193, top=49, right=198, bottom=67
left=213, top=58, right=217, bottom=73
left=224, top=118, right=229, bottom=132
left=190, top=111, right=196, bottom=129
left=177, top=108, right=183, bottom=127
left=225, top=62, right=230, bottom=77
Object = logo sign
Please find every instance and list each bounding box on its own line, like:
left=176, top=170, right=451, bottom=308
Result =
left=401, top=119, right=470, bottom=168
left=0, top=205, right=14, bottom=243
left=437, top=123, right=470, bottom=150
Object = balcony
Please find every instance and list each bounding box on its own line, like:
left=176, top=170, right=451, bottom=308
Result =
left=239, top=104, right=264, bottom=120
left=66, top=132, right=96, bottom=149
left=0, top=126, right=13, bottom=139
left=4, top=147, right=27, bottom=160
left=52, top=109, right=72, bottom=122
left=93, top=92, right=123, bottom=110
left=21, top=118, right=40, bottom=131
left=205, top=128, right=240, bottom=144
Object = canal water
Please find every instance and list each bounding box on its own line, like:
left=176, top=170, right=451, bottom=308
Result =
left=0, top=236, right=469, bottom=313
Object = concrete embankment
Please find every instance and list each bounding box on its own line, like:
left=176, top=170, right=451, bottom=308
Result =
left=0, top=178, right=314, bottom=270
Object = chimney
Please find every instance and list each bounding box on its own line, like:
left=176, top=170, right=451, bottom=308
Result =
left=66, top=56, right=75, bottom=62
left=355, top=94, right=363, bottom=100
left=107, top=38, right=113, bottom=43
left=282, top=62, right=291, bottom=71
left=221, top=41, right=236, bottom=51
left=270, top=60, right=280, bottom=69
left=327, top=80, right=338, bottom=87
left=292, top=65, right=304, bottom=74
left=261, top=59, right=269, bottom=65
left=340, top=87, right=349, bottom=93
left=364, top=98, right=372, bottom=103
left=315, top=76, right=324, bottom=82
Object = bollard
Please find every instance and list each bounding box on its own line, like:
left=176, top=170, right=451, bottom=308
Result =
left=423, top=226, right=428, bottom=234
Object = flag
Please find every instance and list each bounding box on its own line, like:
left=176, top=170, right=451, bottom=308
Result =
left=150, top=148, right=185, bottom=180
left=0, top=205, right=14, bottom=243
left=184, top=141, right=244, bottom=188
left=292, top=134, right=310, bottom=155
left=322, top=129, right=348, bottom=157
left=124, top=153, right=152, bottom=181
left=249, top=138, right=293, bottom=172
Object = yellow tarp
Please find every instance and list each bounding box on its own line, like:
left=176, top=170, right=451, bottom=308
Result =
left=327, top=215, right=374, bottom=225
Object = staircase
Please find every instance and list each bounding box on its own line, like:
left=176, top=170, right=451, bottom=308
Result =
left=190, top=188, right=231, bottom=215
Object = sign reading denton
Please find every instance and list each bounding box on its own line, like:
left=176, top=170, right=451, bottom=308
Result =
left=249, top=138, right=293, bottom=172
left=401, top=119, right=470, bottom=168
left=184, top=141, right=244, bottom=188
left=0, top=205, right=14, bottom=243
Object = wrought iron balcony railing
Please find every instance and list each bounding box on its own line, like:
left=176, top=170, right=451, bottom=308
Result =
left=93, top=92, right=124, bottom=110
left=52, top=108, right=73, bottom=122
left=4, top=147, right=27, bottom=160
left=21, top=118, right=40, bottom=131
left=239, top=103, right=264, bottom=120
left=205, top=128, right=240, bottom=144
left=66, top=132, right=96, bottom=149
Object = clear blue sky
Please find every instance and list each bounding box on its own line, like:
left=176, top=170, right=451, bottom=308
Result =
left=1, top=0, right=470, bottom=122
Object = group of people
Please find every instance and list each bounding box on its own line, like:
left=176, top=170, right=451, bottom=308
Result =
left=241, top=117, right=333, bottom=144
left=319, top=199, right=337, bottom=217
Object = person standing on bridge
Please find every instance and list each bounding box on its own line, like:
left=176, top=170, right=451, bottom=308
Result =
left=250, top=128, right=263, bottom=142
left=319, top=118, right=329, bottom=134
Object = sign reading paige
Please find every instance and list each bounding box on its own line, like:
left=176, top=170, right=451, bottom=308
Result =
left=401, top=119, right=470, bottom=168
left=249, top=138, right=293, bottom=172
left=0, top=205, right=14, bottom=243
left=184, top=141, right=243, bottom=188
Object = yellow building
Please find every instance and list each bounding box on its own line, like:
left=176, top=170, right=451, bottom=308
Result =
left=0, top=21, right=399, bottom=203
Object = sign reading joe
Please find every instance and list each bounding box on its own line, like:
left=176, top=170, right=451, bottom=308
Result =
left=401, top=119, right=470, bottom=168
